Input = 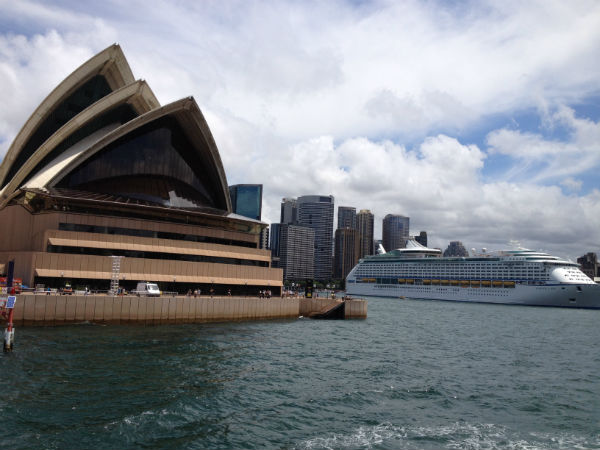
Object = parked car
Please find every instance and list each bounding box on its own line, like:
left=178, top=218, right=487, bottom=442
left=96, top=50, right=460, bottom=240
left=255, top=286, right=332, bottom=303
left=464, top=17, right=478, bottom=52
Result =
left=61, top=283, right=73, bottom=295
left=134, top=282, right=160, bottom=297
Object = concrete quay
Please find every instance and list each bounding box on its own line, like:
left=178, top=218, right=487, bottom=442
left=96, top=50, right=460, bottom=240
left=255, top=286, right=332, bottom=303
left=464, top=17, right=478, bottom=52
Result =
left=5, top=293, right=367, bottom=326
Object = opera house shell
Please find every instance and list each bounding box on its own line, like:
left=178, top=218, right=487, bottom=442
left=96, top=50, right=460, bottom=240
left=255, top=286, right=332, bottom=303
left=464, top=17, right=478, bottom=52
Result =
left=0, top=44, right=283, bottom=294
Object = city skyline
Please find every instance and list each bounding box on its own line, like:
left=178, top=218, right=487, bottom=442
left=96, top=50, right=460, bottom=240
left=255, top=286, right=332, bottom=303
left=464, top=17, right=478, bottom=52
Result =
left=1, top=1, right=599, bottom=261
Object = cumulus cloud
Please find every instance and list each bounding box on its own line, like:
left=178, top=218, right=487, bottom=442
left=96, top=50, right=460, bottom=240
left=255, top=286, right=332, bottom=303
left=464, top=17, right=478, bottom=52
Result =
left=561, top=177, right=583, bottom=192
left=5, top=0, right=598, bottom=141
left=0, top=0, right=599, bottom=260
left=486, top=106, right=600, bottom=183
left=207, top=113, right=600, bottom=259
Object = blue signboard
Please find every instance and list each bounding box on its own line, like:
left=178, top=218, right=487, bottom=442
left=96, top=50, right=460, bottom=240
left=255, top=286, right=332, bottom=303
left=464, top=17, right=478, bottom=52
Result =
left=6, top=296, right=16, bottom=309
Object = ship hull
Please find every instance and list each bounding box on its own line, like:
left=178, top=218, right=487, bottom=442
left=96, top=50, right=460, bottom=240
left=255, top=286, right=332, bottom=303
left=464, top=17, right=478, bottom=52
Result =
left=346, top=282, right=600, bottom=308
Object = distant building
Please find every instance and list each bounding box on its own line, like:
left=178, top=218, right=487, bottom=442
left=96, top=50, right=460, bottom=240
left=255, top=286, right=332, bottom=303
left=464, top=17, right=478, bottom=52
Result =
left=280, top=198, right=297, bottom=224
left=577, top=252, right=598, bottom=280
left=337, top=206, right=356, bottom=229
left=270, top=223, right=282, bottom=267
left=229, top=184, right=262, bottom=221
left=271, top=223, right=315, bottom=281
left=374, top=239, right=383, bottom=253
left=230, top=184, right=268, bottom=248
left=357, top=209, right=374, bottom=258
left=443, top=241, right=469, bottom=257
left=260, top=226, right=270, bottom=250
left=415, top=231, right=428, bottom=247
left=334, top=227, right=359, bottom=279
left=382, top=214, right=410, bottom=251
left=297, top=195, right=334, bottom=280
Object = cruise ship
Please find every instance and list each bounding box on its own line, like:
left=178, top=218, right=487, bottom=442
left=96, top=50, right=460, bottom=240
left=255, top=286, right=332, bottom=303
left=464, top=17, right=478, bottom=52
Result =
left=346, top=240, right=600, bottom=308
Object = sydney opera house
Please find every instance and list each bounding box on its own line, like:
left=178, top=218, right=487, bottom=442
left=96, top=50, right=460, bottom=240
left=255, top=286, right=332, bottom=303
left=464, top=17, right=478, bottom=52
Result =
left=0, top=44, right=282, bottom=294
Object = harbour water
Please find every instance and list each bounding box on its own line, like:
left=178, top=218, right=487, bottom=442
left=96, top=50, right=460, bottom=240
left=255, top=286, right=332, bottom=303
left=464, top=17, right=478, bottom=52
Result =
left=1, top=297, right=598, bottom=449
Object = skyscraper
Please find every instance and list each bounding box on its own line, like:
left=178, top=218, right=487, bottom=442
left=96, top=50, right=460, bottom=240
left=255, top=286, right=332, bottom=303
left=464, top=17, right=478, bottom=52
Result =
left=230, top=184, right=268, bottom=249
left=280, top=197, right=297, bottom=224
left=337, top=206, right=356, bottom=229
left=271, top=223, right=315, bottom=280
left=577, top=252, right=598, bottom=280
left=270, top=223, right=282, bottom=267
left=415, top=231, right=428, bottom=247
left=356, top=209, right=374, bottom=258
left=334, top=227, right=359, bottom=279
left=443, top=241, right=469, bottom=257
left=382, top=214, right=410, bottom=251
left=297, top=195, right=334, bottom=280
left=229, top=184, right=262, bottom=221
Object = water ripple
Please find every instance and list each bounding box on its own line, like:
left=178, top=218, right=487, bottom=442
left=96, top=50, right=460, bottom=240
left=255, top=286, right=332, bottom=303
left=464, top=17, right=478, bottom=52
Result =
left=1, top=299, right=598, bottom=449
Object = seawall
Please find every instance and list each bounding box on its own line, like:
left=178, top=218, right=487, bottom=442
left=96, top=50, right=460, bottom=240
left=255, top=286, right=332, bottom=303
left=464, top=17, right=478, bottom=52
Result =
left=299, top=297, right=368, bottom=318
left=5, top=294, right=367, bottom=326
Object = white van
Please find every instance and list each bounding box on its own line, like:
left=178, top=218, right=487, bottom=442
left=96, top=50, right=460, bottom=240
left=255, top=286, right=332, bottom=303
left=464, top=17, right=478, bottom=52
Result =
left=135, top=282, right=161, bottom=297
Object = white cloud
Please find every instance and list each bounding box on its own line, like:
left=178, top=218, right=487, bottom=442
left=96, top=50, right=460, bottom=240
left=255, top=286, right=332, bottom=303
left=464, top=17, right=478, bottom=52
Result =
left=209, top=115, right=600, bottom=259
left=1, top=0, right=599, bottom=260
left=3, top=0, right=595, bottom=141
left=486, top=105, right=600, bottom=182
left=560, top=177, right=583, bottom=192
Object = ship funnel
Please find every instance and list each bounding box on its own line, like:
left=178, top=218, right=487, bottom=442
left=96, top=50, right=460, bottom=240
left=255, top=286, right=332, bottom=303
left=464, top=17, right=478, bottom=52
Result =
left=377, top=244, right=386, bottom=254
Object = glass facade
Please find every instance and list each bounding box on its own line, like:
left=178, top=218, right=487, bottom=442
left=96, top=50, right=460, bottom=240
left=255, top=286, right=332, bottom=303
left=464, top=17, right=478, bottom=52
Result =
left=382, top=214, right=410, bottom=251
left=297, top=195, right=334, bottom=280
left=23, top=104, right=138, bottom=187
left=357, top=209, right=374, bottom=258
left=4, top=75, right=113, bottom=187
left=57, top=117, right=223, bottom=210
left=337, top=206, right=356, bottom=229
left=229, top=184, right=262, bottom=220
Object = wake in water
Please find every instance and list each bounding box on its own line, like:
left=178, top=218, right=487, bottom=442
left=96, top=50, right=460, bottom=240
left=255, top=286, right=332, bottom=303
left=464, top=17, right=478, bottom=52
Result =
left=296, top=422, right=600, bottom=450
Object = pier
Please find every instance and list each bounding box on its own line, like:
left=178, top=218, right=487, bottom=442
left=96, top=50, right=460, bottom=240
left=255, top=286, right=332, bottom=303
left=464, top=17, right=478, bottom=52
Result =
left=4, top=293, right=367, bottom=326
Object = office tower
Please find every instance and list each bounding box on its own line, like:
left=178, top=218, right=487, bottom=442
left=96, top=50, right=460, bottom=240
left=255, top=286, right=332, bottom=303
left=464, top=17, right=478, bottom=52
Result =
left=271, top=223, right=315, bottom=280
left=415, top=231, right=428, bottom=247
left=229, top=184, right=262, bottom=220
left=270, top=223, right=282, bottom=268
left=443, top=241, right=469, bottom=257
left=229, top=184, right=268, bottom=248
left=577, top=252, right=598, bottom=280
left=297, top=195, right=334, bottom=280
left=280, top=197, right=297, bottom=224
left=337, top=206, right=356, bottom=229
left=334, top=227, right=359, bottom=279
left=357, top=209, right=374, bottom=258
left=382, top=214, right=410, bottom=251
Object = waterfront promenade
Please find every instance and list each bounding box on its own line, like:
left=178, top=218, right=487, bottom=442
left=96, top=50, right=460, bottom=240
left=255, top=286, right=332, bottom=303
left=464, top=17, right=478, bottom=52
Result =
left=6, top=293, right=367, bottom=326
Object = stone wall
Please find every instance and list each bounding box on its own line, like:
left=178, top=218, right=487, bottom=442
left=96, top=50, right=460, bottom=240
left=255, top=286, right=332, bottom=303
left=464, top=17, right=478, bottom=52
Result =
left=9, top=294, right=299, bottom=326
left=5, top=294, right=367, bottom=326
left=299, top=297, right=367, bottom=319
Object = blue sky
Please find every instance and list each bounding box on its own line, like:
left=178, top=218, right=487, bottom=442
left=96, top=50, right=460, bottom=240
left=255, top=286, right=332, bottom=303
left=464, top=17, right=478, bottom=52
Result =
left=0, top=0, right=599, bottom=259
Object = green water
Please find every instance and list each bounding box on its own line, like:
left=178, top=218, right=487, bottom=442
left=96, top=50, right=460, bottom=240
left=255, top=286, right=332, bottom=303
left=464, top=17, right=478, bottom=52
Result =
left=1, top=297, right=598, bottom=449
